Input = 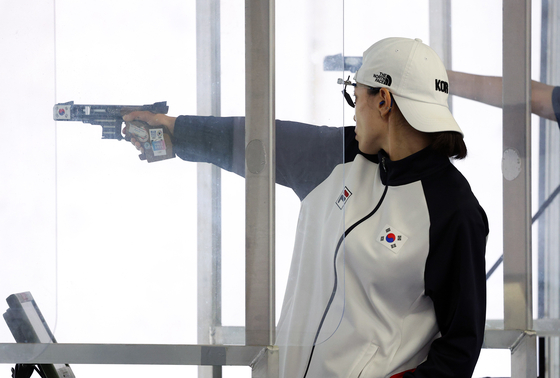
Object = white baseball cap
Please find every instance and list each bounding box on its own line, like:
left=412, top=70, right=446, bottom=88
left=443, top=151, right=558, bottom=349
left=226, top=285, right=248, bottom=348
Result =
left=354, top=37, right=462, bottom=135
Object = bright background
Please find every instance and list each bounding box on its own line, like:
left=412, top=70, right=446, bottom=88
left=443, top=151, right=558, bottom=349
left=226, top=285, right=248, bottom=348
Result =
left=0, top=0, right=551, bottom=376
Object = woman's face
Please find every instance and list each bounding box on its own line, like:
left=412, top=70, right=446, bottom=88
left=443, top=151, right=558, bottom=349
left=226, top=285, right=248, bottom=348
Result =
left=353, top=85, right=387, bottom=155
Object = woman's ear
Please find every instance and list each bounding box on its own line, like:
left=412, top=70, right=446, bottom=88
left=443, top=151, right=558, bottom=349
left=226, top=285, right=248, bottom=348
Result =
left=378, top=88, right=393, bottom=117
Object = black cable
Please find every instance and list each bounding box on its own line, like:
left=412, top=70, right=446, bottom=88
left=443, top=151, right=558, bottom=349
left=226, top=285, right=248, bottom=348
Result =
left=302, top=183, right=389, bottom=378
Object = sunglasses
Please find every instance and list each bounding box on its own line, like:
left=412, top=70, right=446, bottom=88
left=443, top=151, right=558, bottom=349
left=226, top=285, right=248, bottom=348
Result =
left=337, top=76, right=380, bottom=108
left=337, top=76, right=356, bottom=108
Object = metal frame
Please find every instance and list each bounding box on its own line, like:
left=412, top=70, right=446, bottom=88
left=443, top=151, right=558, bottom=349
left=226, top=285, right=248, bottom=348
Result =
left=1, top=0, right=277, bottom=377
left=428, top=0, right=452, bottom=68
left=244, top=0, right=276, bottom=348
left=502, top=0, right=533, bottom=333
left=196, top=0, right=224, bottom=376
left=430, top=1, right=539, bottom=375
left=538, top=0, right=560, bottom=376
left=478, top=0, right=541, bottom=376
left=476, top=0, right=560, bottom=375
left=5, top=1, right=549, bottom=377
left=0, top=343, right=279, bottom=378
left=0, top=344, right=265, bottom=366
left=428, top=0, right=452, bottom=112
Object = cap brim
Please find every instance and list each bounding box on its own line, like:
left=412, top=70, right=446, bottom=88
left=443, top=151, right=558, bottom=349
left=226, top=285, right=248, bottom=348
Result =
left=392, top=94, right=463, bottom=136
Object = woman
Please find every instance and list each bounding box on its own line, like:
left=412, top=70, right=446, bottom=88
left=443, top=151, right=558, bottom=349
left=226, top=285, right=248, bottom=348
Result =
left=124, top=37, right=488, bottom=378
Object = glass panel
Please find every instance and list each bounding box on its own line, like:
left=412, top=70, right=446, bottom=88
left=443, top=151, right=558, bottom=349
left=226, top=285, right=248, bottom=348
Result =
left=274, top=0, right=347, bottom=365
left=450, top=0, right=504, bottom=323
left=449, top=1, right=509, bottom=375
left=535, top=0, right=560, bottom=375
left=52, top=0, right=199, bottom=346
left=275, top=0, right=502, bottom=377
left=449, top=0, right=547, bottom=376
left=220, top=0, right=246, bottom=331
left=535, top=0, right=560, bottom=320
left=5, top=0, right=551, bottom=376
left=0, top=1, right=57, bottom=341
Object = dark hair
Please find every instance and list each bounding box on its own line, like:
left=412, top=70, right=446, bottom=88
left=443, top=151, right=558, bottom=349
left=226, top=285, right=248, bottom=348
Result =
left=430, top=131, right=467, bottom=159
left=366, top=87, right=467, bottom=159
left=367, top=87, right=395, bottom=108
left=367, top=87, right=382, bottom=96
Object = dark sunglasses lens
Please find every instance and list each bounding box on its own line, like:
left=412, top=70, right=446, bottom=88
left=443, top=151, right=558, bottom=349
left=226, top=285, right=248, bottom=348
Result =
left=343, top=88, right=355, bottom=108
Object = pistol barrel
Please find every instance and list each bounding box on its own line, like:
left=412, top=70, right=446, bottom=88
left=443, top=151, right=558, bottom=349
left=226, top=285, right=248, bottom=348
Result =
left=53, top=101, right=169, bottom=140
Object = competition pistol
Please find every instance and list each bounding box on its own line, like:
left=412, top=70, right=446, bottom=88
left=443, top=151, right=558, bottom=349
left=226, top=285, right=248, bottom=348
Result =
left=53, top=101, right=174, bottom=162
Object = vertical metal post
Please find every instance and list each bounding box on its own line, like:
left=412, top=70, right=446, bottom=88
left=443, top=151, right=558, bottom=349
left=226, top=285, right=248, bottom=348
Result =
left=251, top=346, right=279, bottom=378
left=539, top=0, right=560, bottom=375
left=428, top=0, right=452, bottom=67
left=502, top=0, right=533, bottom=332
left=429, top=0, right=452, bottom=111
left=196, top=0, right=222, bottom=377
left=502, top=0, right=537, bottom=376
left=245, top=0, right=276, bottom=347
left=512, top=332, right=538, bottom=378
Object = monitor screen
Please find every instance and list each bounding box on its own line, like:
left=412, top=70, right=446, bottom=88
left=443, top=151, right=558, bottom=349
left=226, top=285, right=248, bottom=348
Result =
left=4, top=292, right=75, bottom=378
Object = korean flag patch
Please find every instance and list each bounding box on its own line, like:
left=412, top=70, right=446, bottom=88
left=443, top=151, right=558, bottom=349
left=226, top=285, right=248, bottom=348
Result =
left=377, top=224, right=408, bottom=254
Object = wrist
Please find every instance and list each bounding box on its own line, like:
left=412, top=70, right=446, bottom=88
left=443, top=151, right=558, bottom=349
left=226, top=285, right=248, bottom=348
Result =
left=154, top=114, right=177, bottom=135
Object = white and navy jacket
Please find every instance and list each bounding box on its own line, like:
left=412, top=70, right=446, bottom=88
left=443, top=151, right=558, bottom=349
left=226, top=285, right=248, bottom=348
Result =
left=173, top=116, right=489, bottom=378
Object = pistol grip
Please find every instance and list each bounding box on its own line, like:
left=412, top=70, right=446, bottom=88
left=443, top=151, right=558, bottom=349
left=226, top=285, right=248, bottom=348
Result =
left=125, top=120, right=174, bottom=163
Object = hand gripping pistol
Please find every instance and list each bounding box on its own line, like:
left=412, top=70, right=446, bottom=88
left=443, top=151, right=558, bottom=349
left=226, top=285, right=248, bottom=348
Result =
left=53, top=101, right=175, bottom=162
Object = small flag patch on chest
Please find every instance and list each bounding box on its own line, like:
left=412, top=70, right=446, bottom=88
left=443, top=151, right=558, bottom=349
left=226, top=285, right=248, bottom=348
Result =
left=377, top=224, right=408, bottom=253
left=335, top=186, right=353, bottom=209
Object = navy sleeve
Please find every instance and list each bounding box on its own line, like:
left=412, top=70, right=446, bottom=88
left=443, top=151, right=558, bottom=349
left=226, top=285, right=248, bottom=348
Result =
left=276, top=122, right=360, bottom=199
left=172, top=115, right=360, bottom=200
left=172, top=115, right=245, bottom=174
left=553, top=86, right=560, bottom=124
left=405, top=165, right=489, bottom=378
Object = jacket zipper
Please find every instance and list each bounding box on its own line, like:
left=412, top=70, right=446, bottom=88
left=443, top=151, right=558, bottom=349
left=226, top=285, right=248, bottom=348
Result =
left=302, top=164, right=390, bottom=378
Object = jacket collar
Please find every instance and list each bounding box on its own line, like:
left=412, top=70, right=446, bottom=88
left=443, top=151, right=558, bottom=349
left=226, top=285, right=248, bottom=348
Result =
left=378, top=147, right=451, bottom=186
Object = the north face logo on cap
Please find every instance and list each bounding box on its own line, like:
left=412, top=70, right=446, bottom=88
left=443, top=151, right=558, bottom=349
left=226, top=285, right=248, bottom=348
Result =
left=373, top=72, right=392, bottom=86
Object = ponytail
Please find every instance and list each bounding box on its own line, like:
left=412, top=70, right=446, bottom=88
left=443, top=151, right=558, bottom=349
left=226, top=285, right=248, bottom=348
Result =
left=430, top=132, right=467, bottom=159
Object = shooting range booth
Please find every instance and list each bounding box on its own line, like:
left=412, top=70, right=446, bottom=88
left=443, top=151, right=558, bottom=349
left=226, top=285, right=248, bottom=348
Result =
left=1, top=0, right=560, bottom=377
